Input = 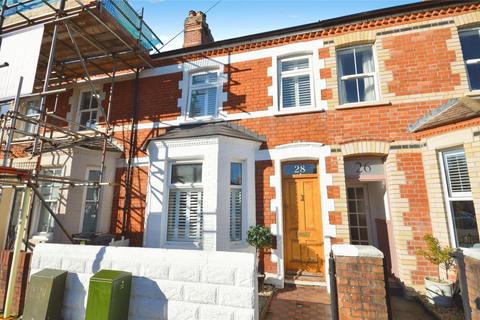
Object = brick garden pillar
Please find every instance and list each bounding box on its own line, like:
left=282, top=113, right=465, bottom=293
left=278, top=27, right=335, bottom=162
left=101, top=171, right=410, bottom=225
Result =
left=460, top=248, right=480, bottom=320
left=332, top=244, right=389, bottom=320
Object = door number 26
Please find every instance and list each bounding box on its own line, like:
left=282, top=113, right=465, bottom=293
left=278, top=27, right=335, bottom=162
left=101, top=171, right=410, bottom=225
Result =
left=355, top=162, right=372, bottom=174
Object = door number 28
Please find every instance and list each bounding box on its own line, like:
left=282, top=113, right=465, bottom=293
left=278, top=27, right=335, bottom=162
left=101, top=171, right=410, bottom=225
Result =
left=294, top=165, right=306, bottom=174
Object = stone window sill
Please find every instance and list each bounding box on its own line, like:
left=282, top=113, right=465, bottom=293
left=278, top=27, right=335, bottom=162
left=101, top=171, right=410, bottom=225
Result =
left=466, top=90, right=480, bottom=97
left=335, top=101, right=392, bottom=110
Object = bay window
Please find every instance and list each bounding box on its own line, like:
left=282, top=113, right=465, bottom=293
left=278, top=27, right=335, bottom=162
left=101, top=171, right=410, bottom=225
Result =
left=37, top=167, right=62, bottom=234
left=441, top=148, right=479, bottom=247
left=337, top=45, right=378, bottom=104
left=279, top=56, right=313, bottom=108
left=230, top=162, right=243, bottom=241
left=459, top=28, right=480, bottom=91
left=167, top=163, right=204, bottom=242
left=188, top=71, right=221, bottom=118
left=82, top=169, right=101, bottom=233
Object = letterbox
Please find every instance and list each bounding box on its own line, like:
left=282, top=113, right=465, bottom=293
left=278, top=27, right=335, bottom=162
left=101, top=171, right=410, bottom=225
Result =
left=22, top=268, right=68, bottom=320
left=85, top=269, right=132, bottom=320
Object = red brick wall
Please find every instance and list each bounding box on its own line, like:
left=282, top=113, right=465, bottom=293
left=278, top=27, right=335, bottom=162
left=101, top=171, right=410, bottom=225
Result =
left=465, top=256, right=480, bottom=320
left=0, top=251, right=31, bottom=316
left=335, top=255, right=388, bottom=320
left=396, top=153, right=438, bottom=284
left=383, top=28, right=460, bottom=96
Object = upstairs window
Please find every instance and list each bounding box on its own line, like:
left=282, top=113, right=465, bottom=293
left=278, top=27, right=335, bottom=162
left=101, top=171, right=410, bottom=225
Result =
left=0, top=101, right=10, bottom=117
left=167, top=163, right=204, bottom=242
left=230, top=163, right=243, bottom=241
left=25, top=100, right=39, bottom=134
left=78, top=91, right=99, bottom=129
left=280, top=56, right=313, bottom=108
left=188, top=71, right=221, bottom=118
left=337, top=45, right=378, bottom=104
left=459, top=28, right=480, bottom=91
left=441, top=148, right=479, bottom=247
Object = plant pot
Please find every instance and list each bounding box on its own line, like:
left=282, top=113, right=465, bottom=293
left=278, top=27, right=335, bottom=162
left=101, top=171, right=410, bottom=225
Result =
left=425, top=276, right=454, bottom=307
left=258, top=274, right=266, bottom=292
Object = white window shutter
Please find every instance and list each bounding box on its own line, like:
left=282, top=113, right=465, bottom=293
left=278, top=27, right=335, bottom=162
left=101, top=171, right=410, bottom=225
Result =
left=167, top=190, right=203, bottom=242
left=230, top=189, right=242, bottom=241
left=282, top=77, right=296, bottom=108
left=297, top=75, right=311, bottom=106
left=444, top=150, right=471, bottom=196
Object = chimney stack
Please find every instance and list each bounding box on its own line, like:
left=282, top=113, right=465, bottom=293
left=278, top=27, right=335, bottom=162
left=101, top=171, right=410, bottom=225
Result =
left=183, top=10, right=214, bottom=48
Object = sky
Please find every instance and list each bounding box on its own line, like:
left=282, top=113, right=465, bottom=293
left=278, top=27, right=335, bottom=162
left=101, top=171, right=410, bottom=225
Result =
left=129, top=0, right=419, bottom=51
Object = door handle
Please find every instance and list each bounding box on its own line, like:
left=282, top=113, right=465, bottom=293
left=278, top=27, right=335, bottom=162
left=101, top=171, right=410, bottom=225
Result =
left=301, top=194, right=304, bottom=202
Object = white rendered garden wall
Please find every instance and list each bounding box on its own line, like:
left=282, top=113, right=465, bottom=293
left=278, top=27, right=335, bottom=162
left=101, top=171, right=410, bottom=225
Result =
left=31, top=244, right=258, bottom=320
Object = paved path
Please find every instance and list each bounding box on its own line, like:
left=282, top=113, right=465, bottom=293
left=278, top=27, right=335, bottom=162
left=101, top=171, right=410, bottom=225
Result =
left=265, top=284, right=331, bottom=320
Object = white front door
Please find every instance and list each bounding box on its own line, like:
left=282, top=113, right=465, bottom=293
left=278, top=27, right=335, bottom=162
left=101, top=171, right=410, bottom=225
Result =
left=346, top=184, right=373, bottom=245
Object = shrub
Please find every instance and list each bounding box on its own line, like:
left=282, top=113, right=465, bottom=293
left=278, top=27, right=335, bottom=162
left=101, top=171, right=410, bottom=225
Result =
left=417, top=234, right=455, bottom=280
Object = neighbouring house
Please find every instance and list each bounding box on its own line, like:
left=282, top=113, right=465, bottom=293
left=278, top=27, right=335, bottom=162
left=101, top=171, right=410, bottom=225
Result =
left=0, top=0, right=480, bottom=295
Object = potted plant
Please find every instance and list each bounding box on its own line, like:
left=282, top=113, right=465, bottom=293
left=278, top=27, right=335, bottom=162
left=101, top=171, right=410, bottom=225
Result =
left=417, top=234, right=455, bottom=307
left=246, top=225, right=273, bottom=291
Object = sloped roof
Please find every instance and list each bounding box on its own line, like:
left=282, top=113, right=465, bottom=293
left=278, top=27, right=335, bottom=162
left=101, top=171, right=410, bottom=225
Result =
left=408, top=97, right=480, bottom=132
left=149, top=122, right=265, bottom=144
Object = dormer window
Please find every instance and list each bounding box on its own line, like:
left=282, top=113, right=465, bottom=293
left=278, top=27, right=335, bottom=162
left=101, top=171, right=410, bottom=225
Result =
left=78, top=91, right=100, bottom=129
left=279, top=56, right=313, bottom=109
left=188, top=71, right=221, bottom=118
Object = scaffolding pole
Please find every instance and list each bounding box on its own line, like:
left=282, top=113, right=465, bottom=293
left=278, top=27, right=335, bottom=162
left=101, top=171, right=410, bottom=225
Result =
left=3, top=187, right=31, bottom=317
left=3, top=77, right=23, bottom=166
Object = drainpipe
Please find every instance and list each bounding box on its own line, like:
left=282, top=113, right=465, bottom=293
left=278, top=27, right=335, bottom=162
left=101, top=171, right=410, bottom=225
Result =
left=329, top=251, right=339, bottom=320
left=122, top=69, right=140, bottom=236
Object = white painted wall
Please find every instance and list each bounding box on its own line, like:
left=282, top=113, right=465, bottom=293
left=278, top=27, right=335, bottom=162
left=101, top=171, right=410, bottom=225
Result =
left=145, top=136, right=260, bottom=252
left=31, top=243, right=258, bottom=320
left=0, top=25, right=44, bottom=100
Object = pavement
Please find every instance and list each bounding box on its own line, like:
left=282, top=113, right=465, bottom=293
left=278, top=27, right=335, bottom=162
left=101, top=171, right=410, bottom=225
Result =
left=265, top=284, right=331, bottom=320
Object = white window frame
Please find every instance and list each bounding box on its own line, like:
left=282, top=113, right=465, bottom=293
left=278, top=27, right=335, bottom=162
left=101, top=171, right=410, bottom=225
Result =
left=230, top=162, right=244, bottom=242
left=165, top=161, right=204, bottom=245
left=24, top=99, right=40, bottom=135
left=337, top=44, right=380, bottom=105
left=278, top=54, right=315, bottom=109
left=32, top=167, right=63, bottom=239
left=459, top=27, right=480, bottom=91
left=186, top=70, right=222, bottom=119
left=439, top=148, right=477, bottom=248
left=76, top=89, right=100, bottom=130
left=79, top=167, right=102, bottom=233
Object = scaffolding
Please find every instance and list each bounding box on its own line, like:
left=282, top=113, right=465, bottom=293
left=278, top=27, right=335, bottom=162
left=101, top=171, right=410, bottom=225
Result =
left=0, top=0, right=160, bottom=316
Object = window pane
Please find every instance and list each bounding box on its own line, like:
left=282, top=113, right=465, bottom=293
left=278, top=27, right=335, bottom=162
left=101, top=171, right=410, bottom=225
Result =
left=460, top=29, right=480, bottom=61
left=281, top=58, right=309, bottom=72
left=167, top=190, right=204, bottom=242
left=355, top=47, right=374, bottom=74
left=82, top=203, right=98, bottom=233
left=192, top=72, right=218, bottom=85
left=283, top=163, right=317, bottom=176
left=80, top=112, right=91, bottom=127
left=0, top=102, right=10, bottom=116
left=297, top=75, right=311, bottom=106
left=171, top=164, right=202, bottom=184
left=37, top=202, right=56, bottom=233
left=452, top=200, right=479, bottom=247
left=230, top=163, right=242, bottom=185
left=340, top=79, right=359, bottom=103
left=466, top=64, right=480, bottom=91
left=443, top=149, right=471, bottom=195
left=205, top=87, right=217, bottom=116
left=282, top=77, right=296, bottom=108
left=80, top=92, right=92, bottom=110
left=230, top=189, right=242, bottom=241
left=338, top=49, right=356, bottom=76
left=358, top=76, right=376, bottom=102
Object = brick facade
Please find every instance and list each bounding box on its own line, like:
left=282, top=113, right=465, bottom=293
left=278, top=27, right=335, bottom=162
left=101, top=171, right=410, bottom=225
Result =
left=0, top=251, right=31, bottom=316
left=5, top=1, right=480, bottom=294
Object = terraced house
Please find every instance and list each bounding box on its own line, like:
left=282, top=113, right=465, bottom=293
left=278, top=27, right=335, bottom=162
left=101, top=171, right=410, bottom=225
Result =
left=1, top=0, right=480, bottom=295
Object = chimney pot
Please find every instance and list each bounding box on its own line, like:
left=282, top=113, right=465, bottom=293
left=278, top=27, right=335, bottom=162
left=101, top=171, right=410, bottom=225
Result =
left=183, top=10, right=214, bottom=48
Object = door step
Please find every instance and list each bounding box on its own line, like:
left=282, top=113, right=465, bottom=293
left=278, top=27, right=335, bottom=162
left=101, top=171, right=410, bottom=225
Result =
left=285, top=274, right=326, bottom=287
